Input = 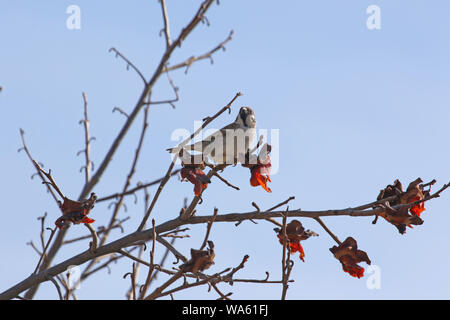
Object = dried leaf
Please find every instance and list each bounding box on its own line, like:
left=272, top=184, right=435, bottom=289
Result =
left=275, top=220, right=318, bottom=262
left=181, top=166, right=211, bottom=196
left=55, top=193, right=97, bottom=229
left=181, top=242, right=215, bottom=274
left=330, top=237, right=371, bottom=279
left=376, top=178, right=429, bottom=234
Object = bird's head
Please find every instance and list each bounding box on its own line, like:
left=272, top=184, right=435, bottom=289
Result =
left=235, top=106, right=256, bottom=128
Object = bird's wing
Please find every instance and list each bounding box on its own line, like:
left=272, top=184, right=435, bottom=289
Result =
left=185, top=122, right=240, bottom=152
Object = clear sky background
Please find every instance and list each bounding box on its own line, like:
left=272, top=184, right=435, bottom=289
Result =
left=1, top=1, right=449, bottom=300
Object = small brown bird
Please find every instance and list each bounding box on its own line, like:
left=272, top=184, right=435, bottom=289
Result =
left=168, top=106, right=257, bottom=165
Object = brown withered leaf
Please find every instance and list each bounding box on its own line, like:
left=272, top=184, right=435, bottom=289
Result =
left=179, top=150, right=211, bottom=197
left=274, top=220, right=318, bottom=262
left=55, top=192, right=97, bottom=229
left=330, top=237, right=371, bottom=279
left=375, top=178, right=430, bottom=234
left=181, top=241, right=215, bottom=274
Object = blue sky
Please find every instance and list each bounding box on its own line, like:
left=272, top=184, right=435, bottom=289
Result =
left=1, top=1, right=449, bottom=299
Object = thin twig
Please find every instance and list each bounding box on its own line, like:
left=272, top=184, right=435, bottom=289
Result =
left=159, top=0, right=171, bottom=49
left=150, top=201, right=187, bottom=284
left=281, top=212, right=288, bottom=300
left=46, top=276, right=63, bottom=300
left=267, top=196, right=296, bottom=212
left=79, top=92, right=93, bottom=184
left=200, top=208, right=218, bottom=250
left=212, top=172, right=239, bottom=190
left=138, top=220, right=157, bottom=299
left=112, top=107, right=129, bottom=118
left=83, top=106, right=150, bottom=274
left=96, top=170, right=180, bottom=203
left=160, top=228, right=189, bottom=237
left=156, top=236, right=187, bottom=263
left=212, top=283, right=232, bottom=300
left=163, top=30, right=233, bottom=74
left=314, top=217, right=342, bottom=245
left=18, top=129, right=59, bottom=203
left=37, top=213, right=48, bottom=253
left=109, top=47, right=147, bottom=85
left=63, top=217, right=130, bottom=245
left=85, top=224, right=98, bottom=253
left=31, top=160, right=65, bottom=200
left=123, top=263, right=137, bottom=300
left=33, top=228, right=57, bottom=274
left=27, top=241, right=42, bottom=256
left=146, top=71, right=179, bottom=108
left=137, top=160, right=177, bottom=231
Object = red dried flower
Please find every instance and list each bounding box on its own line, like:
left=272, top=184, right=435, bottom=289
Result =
left=55, top=193, right=97, bottom=229
left=376, top=178, right=430, bottom=234
left=181, top=166, right=211, bottom=196
left=250, top=155, right=272, bottom=193
left=330, top=237, right=371, bottom=279
left=275, top=220, right=318, bottom=262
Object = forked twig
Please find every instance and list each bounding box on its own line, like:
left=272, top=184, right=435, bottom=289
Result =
left=109, top=47, right=147, bottom=85
left=163, top=30, right=234, bottom=74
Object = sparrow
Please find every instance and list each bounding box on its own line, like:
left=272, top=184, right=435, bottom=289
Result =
left=168, top=106, right=257, bottom=165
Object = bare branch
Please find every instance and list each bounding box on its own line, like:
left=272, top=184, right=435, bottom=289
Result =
left=159, top=0, right=171, bottom=49
left=82, top=106, right=150, bottom=275
left=163, top=30, right=233, bottom=74
left=112, top=106, right=129, bottom=118
left=212, top=172, right=239, bottom=190
left=22, top=0, right=222, bottom=299
left=33, top=228, right=57, bottom=274
left=19, top=129, right=59, bottom=204
left=6, top=177, right=447, bottom=300
left=96, top=170, right=180, bottom=203
left=46, top=276, right=63, bottom=300
left=32, top=161, right=65, bottom=200
left=156, top=235, right=187, bottom=263
left=280, top=212, right=289, bottom=300
left=123, top=263, right=137, bottom=300
left=109, top=47, right=147, bottom=85
left=63, top=217, right=130, bottom=245
left=314, top=217, right=341, bottom=245
left=85, top=223, right=98, bottom=253
left=79, top=92, right=93, bottom=183
left=200, top=208, right=218, bottom=250
left=138, top=219, right=157, bottom=299
left=146, top=70, right=179, bottom=108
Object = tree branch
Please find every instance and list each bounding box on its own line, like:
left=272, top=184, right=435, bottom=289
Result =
left=79, top=92, right=93, bottom=184
left=5, top=181, right=447, bottom=300
left=163, top=30, right=233, bottom=74
left=159, top=0, right=171, bottom=49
